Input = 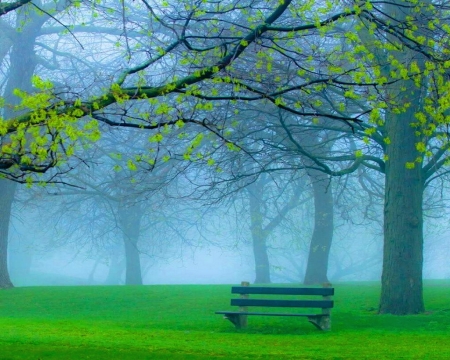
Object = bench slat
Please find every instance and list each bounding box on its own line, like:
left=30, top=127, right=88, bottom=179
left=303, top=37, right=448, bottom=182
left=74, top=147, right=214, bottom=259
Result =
left=231, top=298, right=333, bottom=308
left=215, top=311, right=325, bottom=317
left=231, top=286, right=334, bottom=296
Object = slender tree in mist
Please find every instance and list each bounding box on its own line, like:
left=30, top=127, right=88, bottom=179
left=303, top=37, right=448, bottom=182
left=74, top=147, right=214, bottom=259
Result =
left=38, top=130, right=205, bottom=285
left=245, top=174, right=306, bottom=284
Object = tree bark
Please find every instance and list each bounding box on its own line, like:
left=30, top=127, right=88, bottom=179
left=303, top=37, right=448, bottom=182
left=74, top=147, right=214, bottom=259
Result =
left=377, top=0, right=428, bottom=315
left=380, top=108, right=425, bottom=314
left=303, top=170, right=334, bottom=285
left=0, top=180, right=16, bottom=288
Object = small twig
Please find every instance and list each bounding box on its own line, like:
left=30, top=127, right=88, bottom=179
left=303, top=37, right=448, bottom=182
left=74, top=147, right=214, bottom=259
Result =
left=121, top=0, right=132, bottom=60
left=31, top=2, right=84, bottom=50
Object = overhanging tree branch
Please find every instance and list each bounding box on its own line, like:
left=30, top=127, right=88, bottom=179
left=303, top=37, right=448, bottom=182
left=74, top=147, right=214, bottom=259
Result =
left=0, top=0, right=32, bottom=15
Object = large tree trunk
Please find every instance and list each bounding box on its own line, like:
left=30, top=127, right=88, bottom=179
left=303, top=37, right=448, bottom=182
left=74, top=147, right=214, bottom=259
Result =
left=303, top=170, right=334, bottom=285
left=248, top=186, right=271, bottom=284
left=380, top=109, right=425, bottom=314
left=377, top=0, right=427, bottom=315
left=0, top=180, right=16, bottom=288
left=118, top=203, right=143, bottom=285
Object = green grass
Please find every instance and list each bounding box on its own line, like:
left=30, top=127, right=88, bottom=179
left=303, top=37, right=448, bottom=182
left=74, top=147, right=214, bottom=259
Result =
left=0, top=281, right=449, bottom=359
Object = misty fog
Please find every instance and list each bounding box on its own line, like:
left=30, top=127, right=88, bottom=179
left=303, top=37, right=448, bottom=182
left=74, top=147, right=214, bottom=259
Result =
left=1, top=1, right=450, bottom=324
left=7, top=198, right=450, bottom=286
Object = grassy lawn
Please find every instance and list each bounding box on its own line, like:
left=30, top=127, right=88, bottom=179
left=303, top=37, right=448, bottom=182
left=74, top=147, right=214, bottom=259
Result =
left=0, top=281, right=449, bottom=359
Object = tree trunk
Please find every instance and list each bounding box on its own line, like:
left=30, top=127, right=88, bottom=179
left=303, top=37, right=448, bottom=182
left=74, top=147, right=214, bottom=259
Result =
left=252, top=234, right=271, bottom=284
left=380, top=108, right=425, bottom=314
left=118, top=203, right=143, bottom=285
left=377, top=0, right=428, bottom=315
left=303, top=170, right=334, bottom=285
left=123, top=235, right=142, bottom=285
left=248, top=185, right=271, bottom=284
left=0, top=8, right=45, bottom=289
left=0, top=180, right=16, bottom=289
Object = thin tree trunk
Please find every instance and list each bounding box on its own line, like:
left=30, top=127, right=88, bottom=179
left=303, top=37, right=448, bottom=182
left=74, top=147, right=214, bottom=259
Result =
left=248, top=187, right=271, bottom=284
left=252, top=235, right=271, bottom=284
left=246, top=174, right=303, bottom=284
left=118, top=203, right=143, bottom=285
left=123, top=234, right=142, bottom=285
left=0, top=180, right=16, bottom=288
left=303, top=171, right=334, bottom=285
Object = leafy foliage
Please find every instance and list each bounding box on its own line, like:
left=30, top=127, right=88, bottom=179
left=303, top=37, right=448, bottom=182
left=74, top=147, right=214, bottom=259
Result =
left=1, top=1, right=450, bottom=183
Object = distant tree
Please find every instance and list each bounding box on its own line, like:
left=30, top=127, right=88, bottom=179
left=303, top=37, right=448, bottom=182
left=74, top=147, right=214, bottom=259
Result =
left=245, top=173, right=305, bottom=283
left=0, top=180, right=15, bottom=287
left=38, top=129, right=203, bottom=285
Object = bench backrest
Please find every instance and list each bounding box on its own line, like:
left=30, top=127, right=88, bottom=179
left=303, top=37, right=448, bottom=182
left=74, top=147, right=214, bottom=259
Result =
left=230, top=286, right=334, bottom=309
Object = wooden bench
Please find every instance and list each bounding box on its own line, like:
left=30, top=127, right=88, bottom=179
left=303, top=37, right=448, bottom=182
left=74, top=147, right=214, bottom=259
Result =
left=216, top=281, right=334, bottom=331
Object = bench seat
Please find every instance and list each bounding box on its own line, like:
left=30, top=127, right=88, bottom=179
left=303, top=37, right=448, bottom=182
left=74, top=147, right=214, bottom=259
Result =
left=215, top=311, right=326, bottom=317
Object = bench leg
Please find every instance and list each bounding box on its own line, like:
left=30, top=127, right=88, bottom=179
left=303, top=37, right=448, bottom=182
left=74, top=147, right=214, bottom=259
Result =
left=223, top=314, right=248, bottom=329
left=307, top=316, right=331, bottom=331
